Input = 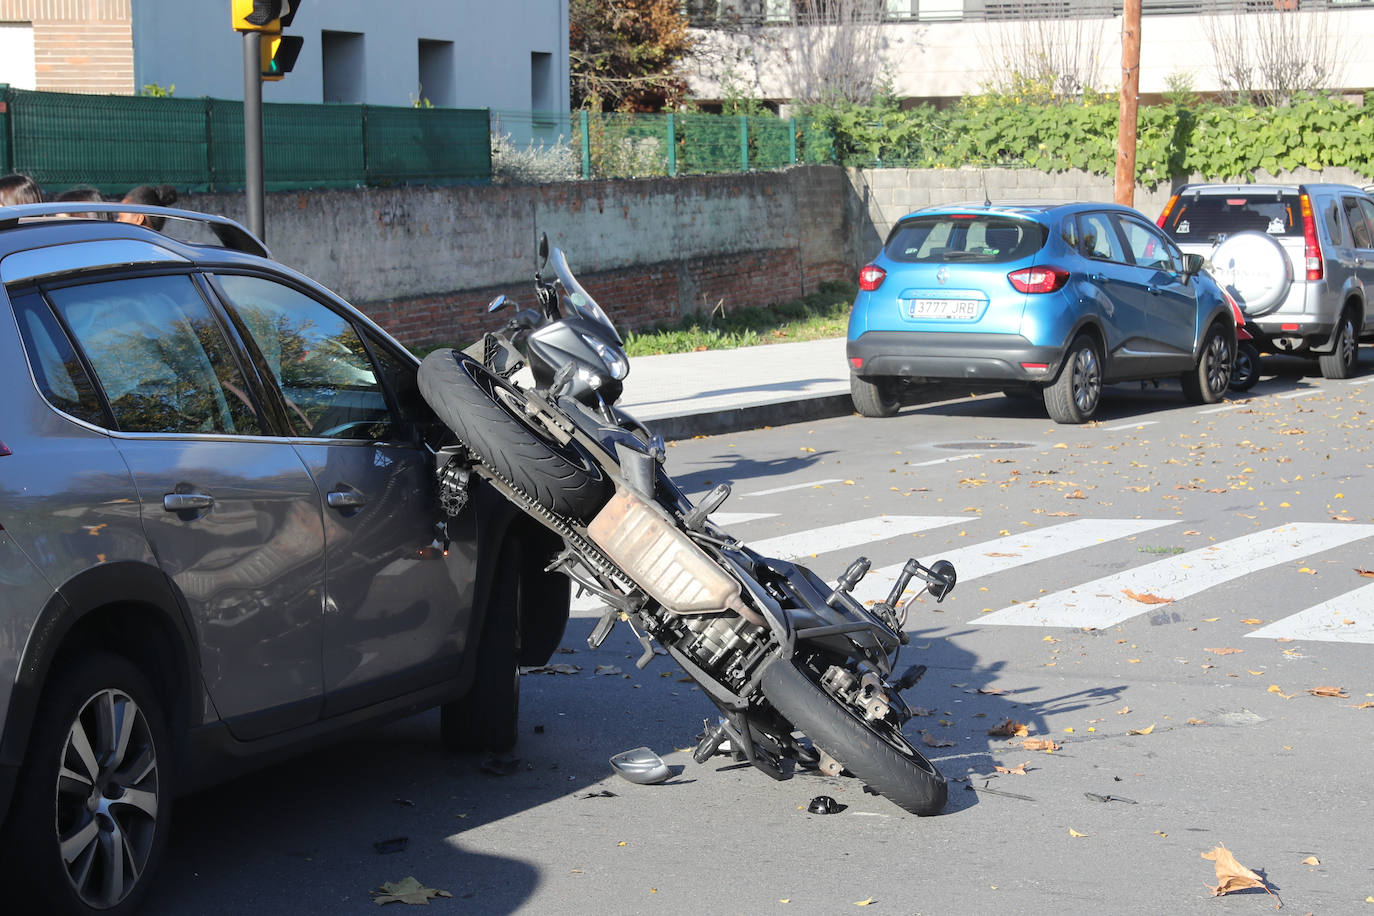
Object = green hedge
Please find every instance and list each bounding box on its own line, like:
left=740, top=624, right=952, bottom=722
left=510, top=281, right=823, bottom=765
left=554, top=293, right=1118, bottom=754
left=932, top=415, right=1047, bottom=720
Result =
left=809, top=93, right=1374, bottom=186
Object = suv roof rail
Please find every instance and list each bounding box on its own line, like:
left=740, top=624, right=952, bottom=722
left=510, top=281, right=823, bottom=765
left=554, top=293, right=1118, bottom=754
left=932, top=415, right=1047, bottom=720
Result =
left=0, top=203, right=271, bottom=259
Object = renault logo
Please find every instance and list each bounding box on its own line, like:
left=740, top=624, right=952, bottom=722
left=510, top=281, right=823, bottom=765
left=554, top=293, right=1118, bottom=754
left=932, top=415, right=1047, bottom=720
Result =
left=936, top=266, right=949, bottom=285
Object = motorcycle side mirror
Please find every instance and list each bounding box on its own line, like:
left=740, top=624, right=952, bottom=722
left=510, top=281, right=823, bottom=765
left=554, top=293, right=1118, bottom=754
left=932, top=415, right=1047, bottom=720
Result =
left=538, top=232, right=549, bottom=269
left=927, top=559, right=957, bottom=602
left=488, top=294, right=511, bottom=313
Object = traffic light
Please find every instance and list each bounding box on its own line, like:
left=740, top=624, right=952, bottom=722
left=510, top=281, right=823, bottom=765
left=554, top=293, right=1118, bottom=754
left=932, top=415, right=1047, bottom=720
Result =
left=232, top=0, right=296, bottom=31
left=261, top=33, right=303, bottom=80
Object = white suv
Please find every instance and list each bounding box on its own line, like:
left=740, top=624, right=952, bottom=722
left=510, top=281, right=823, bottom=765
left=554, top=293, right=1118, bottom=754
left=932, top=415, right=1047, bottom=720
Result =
left=1158, top=183, right=1373, bottom=378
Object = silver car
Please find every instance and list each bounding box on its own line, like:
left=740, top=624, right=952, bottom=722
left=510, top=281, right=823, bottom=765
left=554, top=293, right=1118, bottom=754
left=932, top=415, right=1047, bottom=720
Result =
left=0, top=202, right=566, bottom=915
left=1158, top=182, right=1374, bottom=378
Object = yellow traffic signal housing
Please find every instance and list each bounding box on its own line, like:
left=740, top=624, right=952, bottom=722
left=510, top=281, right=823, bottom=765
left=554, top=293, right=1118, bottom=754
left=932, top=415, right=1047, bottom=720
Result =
left=232, top=0, right=295, bottom=32
left=261, top=33, right=304, bottom=81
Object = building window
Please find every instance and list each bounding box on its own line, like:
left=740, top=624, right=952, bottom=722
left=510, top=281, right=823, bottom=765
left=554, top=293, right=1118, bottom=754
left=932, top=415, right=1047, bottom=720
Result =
left=417, top=39, right=454, bottom=107
left=0, top=22, right=36, bottom=90
left=531, top=51, right=554, bottom=112
left=322, top=30, right=365, bottom=103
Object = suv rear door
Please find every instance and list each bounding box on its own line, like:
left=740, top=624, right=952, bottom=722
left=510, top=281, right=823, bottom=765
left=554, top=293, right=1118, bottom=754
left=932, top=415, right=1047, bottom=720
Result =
left=209, top=273, right=477, bottom=715
left=42, top=272, right=327, bottom=740
left=1072, top=210, right=1153, bottom=378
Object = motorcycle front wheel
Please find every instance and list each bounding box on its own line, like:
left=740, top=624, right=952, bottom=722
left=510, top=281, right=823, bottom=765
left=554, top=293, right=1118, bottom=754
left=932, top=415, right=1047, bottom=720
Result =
left=760, top=657, right=948, bottom=816
left=419, top=349, right=613, bottom=522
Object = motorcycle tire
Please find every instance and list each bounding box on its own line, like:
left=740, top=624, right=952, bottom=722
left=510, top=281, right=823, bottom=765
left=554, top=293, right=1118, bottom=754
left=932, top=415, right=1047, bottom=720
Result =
left=419, top=349, right=612, bottom=522
left=760, top=657, right=947, bottom=816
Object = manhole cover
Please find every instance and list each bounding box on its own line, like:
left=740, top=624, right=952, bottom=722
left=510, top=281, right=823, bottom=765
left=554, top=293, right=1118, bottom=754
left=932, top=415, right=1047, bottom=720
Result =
left=933, top=441, right=1033, bottom=450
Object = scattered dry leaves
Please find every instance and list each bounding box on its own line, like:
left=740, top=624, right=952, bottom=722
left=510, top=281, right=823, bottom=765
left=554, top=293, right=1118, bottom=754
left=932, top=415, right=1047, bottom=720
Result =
left=1358, top=568, right=1374, bottom=579
left=1268, top=684, right=1297, bottom=699
left=372, top=877, right=453, bottom=906
left=1204, top=647, right=1243, bottom=655
left=988, top=718, right=1030, bottom=737
left=1128, top=723, right=1156, bottom=736
left=1123, top=589, right=1171, bottom=605
left=994, top=761, right=1030, bottom=775
left=1307, top=686, right=1349, bottom=698
left=1021, top=737, right=1060, bottom=752
left=920, top=730, right=956, bottom=748
left=1200, top=844, right=1278, bottom=905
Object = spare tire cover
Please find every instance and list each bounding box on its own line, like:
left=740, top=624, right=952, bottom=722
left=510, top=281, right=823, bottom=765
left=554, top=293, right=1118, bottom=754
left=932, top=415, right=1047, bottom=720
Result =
left=1208, top=231, right=1293, bottom=316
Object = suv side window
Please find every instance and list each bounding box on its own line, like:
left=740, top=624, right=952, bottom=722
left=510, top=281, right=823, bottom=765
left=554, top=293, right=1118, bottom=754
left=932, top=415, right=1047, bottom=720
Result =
left=46, top=275, right=262, bottom=435
left=9, top=290, right=109, bottom=426
left=1342, top=197, right=1373, bottom=249
left=1077, top=212, right=1127, bottom=263
left=1324, top=200, right=1346, bottom=247
left=1117, top=217, right=1182, bottom=272
left=1356, top=199, right=1374, bottom=251
left=214, top=274, right=394, bottom=441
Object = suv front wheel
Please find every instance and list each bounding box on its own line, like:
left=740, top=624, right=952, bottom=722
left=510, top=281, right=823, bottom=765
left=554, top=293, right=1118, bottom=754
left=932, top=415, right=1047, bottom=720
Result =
left=2, top=652, right=172, bottom=916
left=1318, top=310, right=1360, bottom=379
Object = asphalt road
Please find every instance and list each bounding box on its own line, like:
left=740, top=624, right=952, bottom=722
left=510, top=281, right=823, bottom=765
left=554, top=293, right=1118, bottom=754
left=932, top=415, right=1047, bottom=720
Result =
left=145, top=353, right=1374, bottom=916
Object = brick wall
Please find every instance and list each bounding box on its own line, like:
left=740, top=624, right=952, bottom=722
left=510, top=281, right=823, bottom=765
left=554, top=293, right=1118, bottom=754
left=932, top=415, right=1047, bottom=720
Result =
left=0, top=0, right=134, bottom=95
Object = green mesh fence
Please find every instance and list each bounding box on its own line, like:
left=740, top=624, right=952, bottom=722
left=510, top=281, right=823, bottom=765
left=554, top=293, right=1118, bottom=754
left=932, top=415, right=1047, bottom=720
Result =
left=2, top=87, right=832, bottom=194
left=1, top=88, right=490, bottom=194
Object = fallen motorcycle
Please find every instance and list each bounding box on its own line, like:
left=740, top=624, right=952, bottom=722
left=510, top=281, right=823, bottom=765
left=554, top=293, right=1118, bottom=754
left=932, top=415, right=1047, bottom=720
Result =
left=417, top=238, right=958, bottom=815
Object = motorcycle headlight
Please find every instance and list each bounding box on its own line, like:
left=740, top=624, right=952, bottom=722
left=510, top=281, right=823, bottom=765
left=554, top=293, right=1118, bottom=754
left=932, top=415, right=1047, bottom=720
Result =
left=582, top=334, right=629, bottom=380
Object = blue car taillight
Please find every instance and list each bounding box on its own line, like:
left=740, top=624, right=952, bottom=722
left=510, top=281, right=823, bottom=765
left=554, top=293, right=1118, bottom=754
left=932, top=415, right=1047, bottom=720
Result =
left=858, top=264, right=886, bottom=291
left=1008, top=266, right=1069, bottom=294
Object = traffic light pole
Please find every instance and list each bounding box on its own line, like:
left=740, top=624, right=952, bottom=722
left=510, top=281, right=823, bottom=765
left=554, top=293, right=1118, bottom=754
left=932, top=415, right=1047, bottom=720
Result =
left=243, top=30, right=265, bottom=241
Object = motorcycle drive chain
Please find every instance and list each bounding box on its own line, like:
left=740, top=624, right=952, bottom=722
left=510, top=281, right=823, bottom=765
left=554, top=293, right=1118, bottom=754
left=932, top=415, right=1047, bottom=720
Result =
left=458, top=449, right=636, bottom=594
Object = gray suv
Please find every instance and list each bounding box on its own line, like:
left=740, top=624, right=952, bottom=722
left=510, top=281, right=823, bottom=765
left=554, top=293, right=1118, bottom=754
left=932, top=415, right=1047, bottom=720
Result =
left=1159, top=182, right=1374, bottom=378
left=0, top=202, right=566, bottom=915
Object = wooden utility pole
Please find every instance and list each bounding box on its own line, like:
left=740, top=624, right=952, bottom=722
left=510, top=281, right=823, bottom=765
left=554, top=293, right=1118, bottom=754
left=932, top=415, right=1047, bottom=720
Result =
left=1115, top=0, right=1142, bottom=206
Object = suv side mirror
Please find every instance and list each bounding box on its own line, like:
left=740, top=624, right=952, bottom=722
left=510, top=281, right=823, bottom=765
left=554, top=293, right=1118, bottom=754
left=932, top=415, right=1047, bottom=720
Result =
left=1182, top=252, right=1205, bottom=280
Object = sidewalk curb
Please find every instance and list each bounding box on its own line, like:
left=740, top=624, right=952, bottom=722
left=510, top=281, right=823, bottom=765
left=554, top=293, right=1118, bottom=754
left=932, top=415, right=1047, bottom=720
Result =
left=650, top=383, right=974, bottom=440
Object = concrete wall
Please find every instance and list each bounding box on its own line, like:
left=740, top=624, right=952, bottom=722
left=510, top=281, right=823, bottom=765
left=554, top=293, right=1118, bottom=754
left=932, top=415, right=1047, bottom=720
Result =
left=185, top=166, right=857, bottom=349
left=182, top=163, right=1367, bottom=349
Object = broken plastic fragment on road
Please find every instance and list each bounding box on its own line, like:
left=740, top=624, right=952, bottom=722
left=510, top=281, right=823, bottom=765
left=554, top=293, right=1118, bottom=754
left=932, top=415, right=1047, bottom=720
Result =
left=609, top=746, right=670, bottom=785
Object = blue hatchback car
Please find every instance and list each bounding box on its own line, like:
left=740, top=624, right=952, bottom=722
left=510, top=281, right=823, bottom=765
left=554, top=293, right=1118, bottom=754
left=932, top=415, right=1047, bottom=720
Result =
left=846, top=201, right=1237, bottom=423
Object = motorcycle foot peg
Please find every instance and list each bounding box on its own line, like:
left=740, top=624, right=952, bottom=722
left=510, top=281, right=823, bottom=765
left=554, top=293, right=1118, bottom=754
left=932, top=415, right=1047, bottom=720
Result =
left=894, top=663, right=927, bottom=692
left=693, top=720, right=729, bottom=764
left=683, top=483, right=731, bottom=531
left=587, top=607, right=618, bottom=650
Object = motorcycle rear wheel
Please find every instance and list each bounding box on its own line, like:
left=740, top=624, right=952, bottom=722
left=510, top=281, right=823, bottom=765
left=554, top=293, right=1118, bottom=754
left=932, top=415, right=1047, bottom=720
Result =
left=419, top=349, right=612, bottom=522
left=760, top=657, right=947, bottom=816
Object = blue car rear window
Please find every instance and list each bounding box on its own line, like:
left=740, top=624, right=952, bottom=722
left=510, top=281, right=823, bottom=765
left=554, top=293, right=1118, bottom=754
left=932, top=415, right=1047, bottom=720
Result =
left=884, top=215, right=1047, bottom=263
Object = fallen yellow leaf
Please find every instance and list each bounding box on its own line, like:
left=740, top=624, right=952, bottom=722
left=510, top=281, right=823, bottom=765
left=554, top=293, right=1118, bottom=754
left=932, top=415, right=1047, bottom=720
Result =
left=1308, top=686, right=1349, bottom=698
left=1204, top=647, right=1243, bottom=655
left=1301, top=856, right=1320, bottom=866
left=1128, top=723, right=1156, bottom=735
left=994, top=761, right=1030, bottom=775
left=1241, top=618, right=1263, bottom=625
left=854, top=898, right=876, bottom=907
left=1069, top=828, right=1088, bottom=838
left=1021, top=737, right=1060, bottom=752
left=1123, top=588, right=1171, bottom=605
left=1201, top=844, right=1276, bottom=903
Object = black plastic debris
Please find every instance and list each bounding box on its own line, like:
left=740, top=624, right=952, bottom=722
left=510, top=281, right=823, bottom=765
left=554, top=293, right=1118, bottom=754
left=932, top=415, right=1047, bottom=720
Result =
left=1085, top=792, right=1138, bottom=804
left=373, top=837, right=408, bottom=855
left=578, top=790, right=619, bottom=799
left=807, top=795, right=841, bottom=815
left=862, top=785, right=881, bottom=797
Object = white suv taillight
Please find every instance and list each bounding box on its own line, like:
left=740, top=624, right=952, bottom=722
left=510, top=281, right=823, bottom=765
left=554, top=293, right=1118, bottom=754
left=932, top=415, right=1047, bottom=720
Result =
left=1299, top=192, right=1323, bottom=281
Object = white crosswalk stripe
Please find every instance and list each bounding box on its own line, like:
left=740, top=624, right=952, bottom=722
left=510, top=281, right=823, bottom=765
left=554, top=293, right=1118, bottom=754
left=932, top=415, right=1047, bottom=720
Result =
left=851, top=518, right=1175, bottom=605
left=747, top=515, right=965, bottom=562
left=1245, top=582, right=1374, bottom=644
left=975, top=523, right=1374, bottom=629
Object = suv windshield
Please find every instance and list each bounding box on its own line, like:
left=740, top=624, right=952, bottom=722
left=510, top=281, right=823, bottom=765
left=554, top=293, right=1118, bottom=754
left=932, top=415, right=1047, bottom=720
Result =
left=1162, top=192, right=1301, bottom=242
left=884, top=214, right=1046, bottom=264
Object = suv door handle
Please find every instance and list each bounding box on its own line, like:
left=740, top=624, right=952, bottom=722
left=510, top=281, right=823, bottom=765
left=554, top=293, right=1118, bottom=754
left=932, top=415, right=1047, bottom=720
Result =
left=163, top=493, right=214, bottom=512
left=1147, top=285, right=1163, bottom=296
left=326, top=490, right=366, bottom=510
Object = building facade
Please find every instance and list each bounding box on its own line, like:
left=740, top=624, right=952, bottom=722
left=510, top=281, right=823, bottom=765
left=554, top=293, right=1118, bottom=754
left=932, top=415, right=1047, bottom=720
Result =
left=0, top=0, right=570, bottom=114
left=687, top=0, right=1374, bottom=106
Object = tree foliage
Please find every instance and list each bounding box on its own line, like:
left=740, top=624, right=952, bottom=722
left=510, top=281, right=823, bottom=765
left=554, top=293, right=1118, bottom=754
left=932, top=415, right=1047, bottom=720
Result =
left=570, top=0, right=694, bottom=111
